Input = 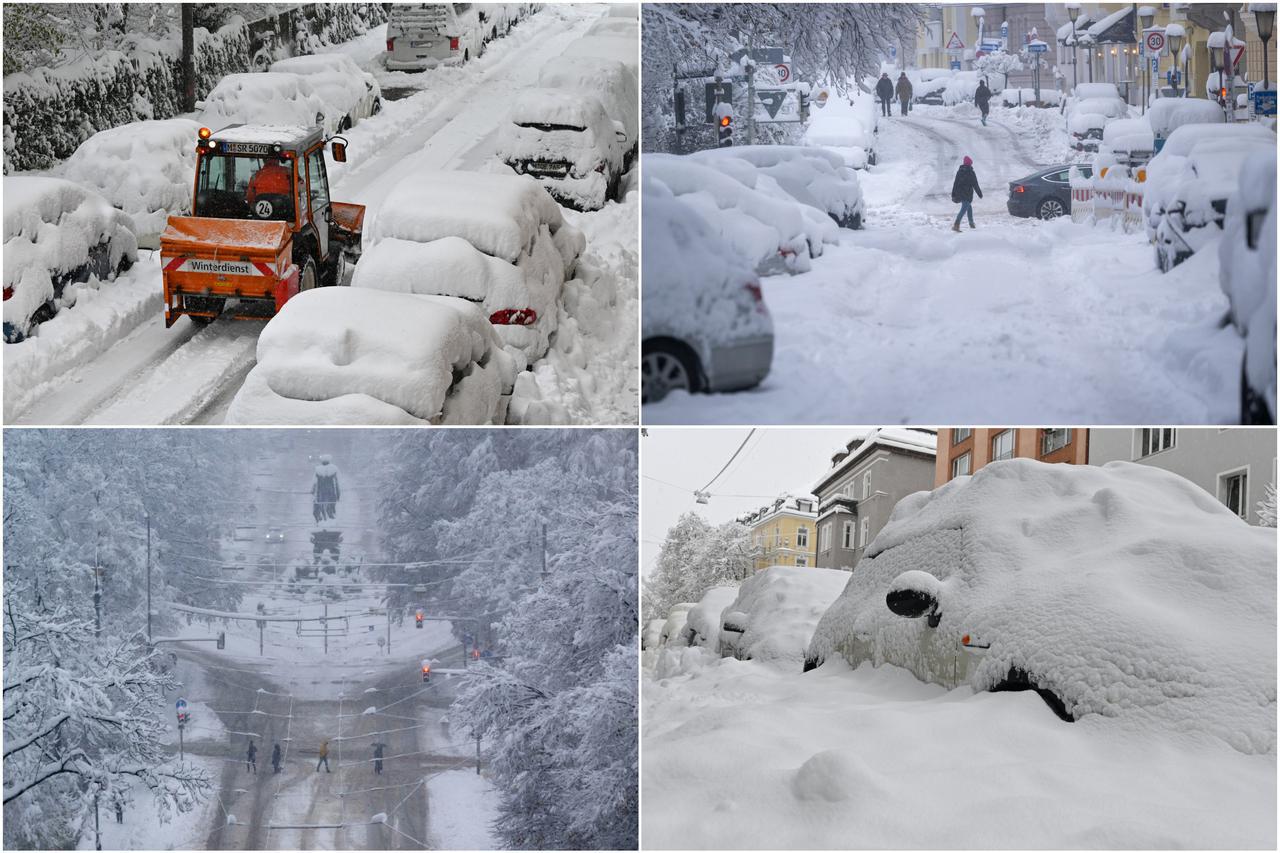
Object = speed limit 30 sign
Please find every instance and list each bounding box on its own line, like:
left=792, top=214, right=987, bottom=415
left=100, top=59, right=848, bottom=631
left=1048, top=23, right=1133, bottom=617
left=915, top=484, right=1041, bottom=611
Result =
left=1145, top=31, right=1166, bottom=54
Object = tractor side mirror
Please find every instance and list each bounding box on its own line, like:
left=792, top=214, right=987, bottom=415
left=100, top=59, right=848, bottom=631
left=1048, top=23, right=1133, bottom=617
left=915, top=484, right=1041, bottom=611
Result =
left=330, top=139, right=347, bottom=163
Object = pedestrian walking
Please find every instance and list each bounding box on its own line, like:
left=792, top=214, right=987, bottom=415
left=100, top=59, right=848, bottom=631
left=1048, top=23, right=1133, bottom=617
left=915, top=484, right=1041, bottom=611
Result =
left=372, top=742, right=386, bottom=775
left=114, top=802, right=124, bottom=824
left=271, top=743, right=282, bottom=774
left=895, top=72, right=913, bottom=116
left=974, top=79, right=992, bottom=126
left=875, top=72, right=894, bottom=117
left=246, top=740, right=257, bottom=774
left=950, top=156, right=983, bottom=231
left=316, top=739, right=331, bottom=773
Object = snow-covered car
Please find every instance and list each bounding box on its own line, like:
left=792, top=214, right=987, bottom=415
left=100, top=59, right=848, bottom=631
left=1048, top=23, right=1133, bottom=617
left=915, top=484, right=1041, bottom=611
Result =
left=1066, top=98, right=1129, bottom=151
left=1097, top=117, right=1154, bottom=166
left=537, top=55, right=638, bottom=162
left=1218, top=149, right=1276, bottom=424
left=1146, top=97, right=1223, bottom=153
left=659, top=603, right=697, bottom=647
left=718, top=566, right=850, bottom=663
left=1153, top=136, right=1275, bottom=272
left=269, top=53, right=382, bottom=132
left=265, top=527, right=285, bottom=544
left=226, top=287, right=516, bottom=425
left=385, top=3, right=487, bottom=69
left=642, top=619, right=666, bottom=651
left=354, top=170, right=583, bottom=364
left=199, top=73, right=339, bottom=136
left=802, top=107, right=876, bottom=169
left=1141, top=122, right=1277, bottom=243
left=805, top=459, right=1276, bottom=743
left=689, top=145, right=865, bottom=230
left=497, top=89, right=627, bottom=211
left=909, top=69, right=951, bottom=105
left=645, top=154, right=830, bottom=276
left=560, top=33, right=639, bottom=77
left=3, top=177, right=138, bottom=343
left=641, top=177, right=773, bottom=404
left=60, top=118, right=200, bottom=248
left=680, top=586, right=741, bottom=648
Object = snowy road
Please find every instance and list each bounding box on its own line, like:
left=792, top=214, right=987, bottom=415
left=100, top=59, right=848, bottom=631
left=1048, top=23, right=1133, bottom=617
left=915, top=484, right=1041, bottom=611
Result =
left=644, top=104, right=1242, bottom=425
left=6, top=4, right=638, bottom=426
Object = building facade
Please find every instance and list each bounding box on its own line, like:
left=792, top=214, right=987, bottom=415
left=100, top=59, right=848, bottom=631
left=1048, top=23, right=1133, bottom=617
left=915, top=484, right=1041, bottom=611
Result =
left=935, top=428, right=1089, bottom=487
left=811, top=429, right=937, bottom=570
left=738, top=494, right=818, bottom=570
left=1088, top=427, right=1277, bottom=525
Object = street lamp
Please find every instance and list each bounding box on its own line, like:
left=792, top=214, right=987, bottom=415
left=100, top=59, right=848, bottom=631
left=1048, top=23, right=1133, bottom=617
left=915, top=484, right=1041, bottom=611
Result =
left=1067, top=2, right=1082, bottom=89
left=1254, top=4, right=1276, bottom=90
left=1167, top=25, right=1186, bottom=96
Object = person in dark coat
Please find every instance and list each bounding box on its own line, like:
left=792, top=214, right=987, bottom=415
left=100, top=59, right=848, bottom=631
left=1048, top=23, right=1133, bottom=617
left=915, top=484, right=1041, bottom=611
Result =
left=372, top=742, right=386, bottom=775
left=875, top=73, right=894, bottom=117
left=895, top=73, right=914, bottom=116
left=114, top=801, right=124, bottom=824
left=312, top=455, right=340, bottom=521
left=950, top=156, right=983, bottom=231
left=974, top=79, right=992, bottom=125
left=271, top=742, right=282, bottom=774
left=246, top=740, right=257, bottom=774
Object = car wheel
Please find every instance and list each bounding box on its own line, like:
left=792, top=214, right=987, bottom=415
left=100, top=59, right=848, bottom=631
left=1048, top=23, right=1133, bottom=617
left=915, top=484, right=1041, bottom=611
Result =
left=642, top=341, right=702, bottom=404
left=299, top=258, right=318, bottom=293
left=372, top=97, right=382, bottom=115
left=339, top=115, right=353, bottom=133
left=1241, top=358, right=1274, bottom=424
left=1038, top=197, right=1066, bottom=220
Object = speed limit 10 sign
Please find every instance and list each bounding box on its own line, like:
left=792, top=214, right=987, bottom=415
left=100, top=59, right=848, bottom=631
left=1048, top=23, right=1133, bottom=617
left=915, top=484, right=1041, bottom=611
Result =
left=1145, top=31, right=1166, bottom=53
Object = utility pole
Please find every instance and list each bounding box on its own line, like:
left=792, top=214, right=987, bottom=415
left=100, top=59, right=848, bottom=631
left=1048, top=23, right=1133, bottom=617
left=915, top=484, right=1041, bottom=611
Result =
left=745, top=32, right=756, bottom=146
left=475, top=733, right=482, bottom=775
left=323, top=603, right=328, bottom=655
left=146, top=513, right=152, bottom=643
left=93, top=503, right=102, bottom=852
left=180, top=4, right=194, bottom=112
left=386, top=608, right=391, bottom=655
left=259, top=618, right=265, bottom=656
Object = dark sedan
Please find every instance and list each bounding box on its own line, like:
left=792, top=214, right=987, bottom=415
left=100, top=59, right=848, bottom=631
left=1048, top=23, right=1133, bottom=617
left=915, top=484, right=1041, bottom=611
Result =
left=1008, top=164, right=1092, bottom=220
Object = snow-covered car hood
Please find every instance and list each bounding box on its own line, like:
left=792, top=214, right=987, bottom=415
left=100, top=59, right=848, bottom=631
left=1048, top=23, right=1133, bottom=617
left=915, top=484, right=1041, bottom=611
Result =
left=689, top=145, right=864, bottom=225
left=806, top=459, right=1276, bottom=753
left=720, top=566, right=851, bottom=663
left=200, top=73, right=335, bottom=135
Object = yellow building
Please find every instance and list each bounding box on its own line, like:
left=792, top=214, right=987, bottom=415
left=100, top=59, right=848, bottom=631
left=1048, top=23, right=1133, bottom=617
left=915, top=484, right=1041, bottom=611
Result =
left=737, top=494, right=818, bottom=571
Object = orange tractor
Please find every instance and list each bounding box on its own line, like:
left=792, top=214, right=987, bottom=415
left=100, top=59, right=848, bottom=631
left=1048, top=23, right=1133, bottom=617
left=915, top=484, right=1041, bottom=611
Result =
left=161, top=125, right=365, bottom=326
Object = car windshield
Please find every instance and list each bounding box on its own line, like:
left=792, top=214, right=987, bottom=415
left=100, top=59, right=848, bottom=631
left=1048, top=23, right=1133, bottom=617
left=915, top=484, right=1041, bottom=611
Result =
left=195, top=153, right=295, bottom=221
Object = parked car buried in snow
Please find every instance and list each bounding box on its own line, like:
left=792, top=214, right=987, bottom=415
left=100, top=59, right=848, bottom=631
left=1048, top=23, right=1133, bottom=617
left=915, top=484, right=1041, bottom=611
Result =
left=497, top=88, right=627, bottom=211
left=384, top=3, right=487, bottom=70
left=270, top=54, right=382, bottom=132
left=353, top=170, right=583, bottom=365
left=160, top=124, right=364, bottom=327
left=804, top=459, right=1276, bottom=745
left=3, top=178, right=138, bottom=343
left=199, top=73, right=344, bottom=137
left=689, top=145, right=866, bottom=229
left=641, top=177, right=773, bottom=405
left=801, top=107, right=877, bottom=169
left=1007, top=164, right=1092, bottom=220
left=225, top=287, right=516, bottom=425
left=536, top=55, right=638, bottom=165
left=718, top=566, right=851, bottom=663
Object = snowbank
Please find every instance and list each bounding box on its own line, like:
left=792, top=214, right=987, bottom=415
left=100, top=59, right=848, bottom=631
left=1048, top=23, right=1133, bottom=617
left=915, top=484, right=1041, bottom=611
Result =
left=720, top=566, right=850, bottom=663
left=61, top=119, right=200, bottom=242
left=226, top=288, right=515, bottom=425
left=682, top=585, right=740, bottom=649
left=689, top=145, right=864, bottom=229
left=807, top=459, right=1276, bottom=753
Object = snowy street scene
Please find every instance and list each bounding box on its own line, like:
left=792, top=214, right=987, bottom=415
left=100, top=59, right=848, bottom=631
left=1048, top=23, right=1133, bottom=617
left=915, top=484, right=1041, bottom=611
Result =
left=3, top=428, right=638, bottom=850
left=4, top=2, right=638, bottom=425
left=641, top=3, right=1278, bottom=425
left=642, top=427, right=1277, bottom=847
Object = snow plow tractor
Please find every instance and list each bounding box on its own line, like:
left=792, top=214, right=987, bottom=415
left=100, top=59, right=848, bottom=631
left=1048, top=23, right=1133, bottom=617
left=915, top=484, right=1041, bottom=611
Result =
left=160, top=124, right=365, bottom=327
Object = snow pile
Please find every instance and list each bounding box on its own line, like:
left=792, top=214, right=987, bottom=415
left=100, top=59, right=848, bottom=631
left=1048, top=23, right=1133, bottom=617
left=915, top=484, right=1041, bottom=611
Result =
left=641, top=177, right=772, bottom=369
left=3, top=177, right=138, bottom=342
left=1147, top=97, right=1223, bottom=140
left=645, top=153, right=823, bottom=275
left=689, top=145, right=865, bottom=228
left=1000, top=88, right=1061, bottom=106
left=561, top=34, right=637, bottom=76
left=801, top=106, right=874, bottom=170
left=681, top=585, right=741, bottom=648
left=200, top=73, right=332, bottom=134
left=720, top=566, right=850, bottom=663
left=941, top=71, right=982, bottom=105
left=226, top=288, right=515, bottom=425
left=61, top=119, right=201, bottom=242
left=807, top=459, right=1276, bottom=753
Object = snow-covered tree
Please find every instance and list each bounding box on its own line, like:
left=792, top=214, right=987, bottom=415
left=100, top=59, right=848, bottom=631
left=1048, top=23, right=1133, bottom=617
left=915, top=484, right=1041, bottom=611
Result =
left=446, top=431, right=638, bottom=849
left=3, top=578, right=212, bottom=849
left=1257, top=482, right=1277, bottom=528
left=644, top=514, right=756, bottom=621
left=975, top=50, right=1024, bottom=88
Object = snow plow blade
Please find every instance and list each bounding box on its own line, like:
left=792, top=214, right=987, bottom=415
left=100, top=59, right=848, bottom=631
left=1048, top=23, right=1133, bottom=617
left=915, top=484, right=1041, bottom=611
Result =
left=330, top=202, right=366, bottom=257
left=160, top=216, right=300, bottom=327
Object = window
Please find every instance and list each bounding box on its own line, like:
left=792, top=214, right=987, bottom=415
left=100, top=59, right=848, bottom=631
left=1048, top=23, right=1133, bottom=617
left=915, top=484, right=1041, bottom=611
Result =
left=951, top=452, right=971, bottom=478
left=796, top=500, right=812, bottom=513
left=952, top=428, right=972, bottom=444
left=862, top=471, right=872, bottom=498
left=774, top=526, right=781, bottom=547
left=859, top=517, right=870, bottom=548
left=991, top=429, right=1015, bottom=461
left=795, top=555, right=808, bottom=568
left=1219, top=469, right=1248, bottom=518
left=844, top=481, right=857, bottom=499
left=842, top=521, right=855, bottom=549
left=1140, top=428, right=1175, bottom=457
left=796, top=526, right=809, bottom=549
left=1041, top=428, right=1071, bottom=455
left=819, top=524, right=831, bottom=552
left=306, top=150, right=330, bottom=221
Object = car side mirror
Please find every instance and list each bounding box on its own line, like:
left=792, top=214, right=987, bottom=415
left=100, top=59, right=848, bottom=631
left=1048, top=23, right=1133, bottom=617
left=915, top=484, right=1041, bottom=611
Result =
left=330, top=139, right=347, bottom=163
left=885, top=571, right=944, bottom=627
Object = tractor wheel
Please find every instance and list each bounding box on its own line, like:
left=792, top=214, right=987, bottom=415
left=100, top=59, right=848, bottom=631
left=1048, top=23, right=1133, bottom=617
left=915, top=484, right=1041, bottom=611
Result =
left=325, top=249, right=346, bottom=287
left=299, top=258, right=318, bottom=293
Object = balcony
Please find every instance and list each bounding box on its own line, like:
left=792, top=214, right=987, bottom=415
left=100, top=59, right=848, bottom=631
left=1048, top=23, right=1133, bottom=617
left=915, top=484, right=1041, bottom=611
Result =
left=818, top=495, right=858, bottom=515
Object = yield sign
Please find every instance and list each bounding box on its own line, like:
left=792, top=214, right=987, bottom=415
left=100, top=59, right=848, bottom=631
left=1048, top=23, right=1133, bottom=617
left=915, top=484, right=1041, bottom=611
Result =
left=756, top=90, right=787, bottom=118
left=946, top=31, right=964, bottom=50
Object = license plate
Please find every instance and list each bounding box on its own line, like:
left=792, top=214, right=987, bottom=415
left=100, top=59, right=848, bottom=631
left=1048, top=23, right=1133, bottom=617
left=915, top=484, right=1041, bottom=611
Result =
left=221, top=141, right=273, bottom=155
left=411, top=40, right=435, bottom=47
left=525, top=162, right=570, bottom=178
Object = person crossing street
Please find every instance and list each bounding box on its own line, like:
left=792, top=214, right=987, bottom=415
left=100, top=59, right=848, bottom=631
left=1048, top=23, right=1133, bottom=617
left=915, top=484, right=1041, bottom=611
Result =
left=974, top=78, right=992, bottom=126
left=316, top=739, right=331, bottom=773
left=271, top=742, right=282, bottom=774
left=950, top=156, right=983, bottom=231
left=372, top=742, right=386, bottom=775
left=245, top=740, right=257, bottom=774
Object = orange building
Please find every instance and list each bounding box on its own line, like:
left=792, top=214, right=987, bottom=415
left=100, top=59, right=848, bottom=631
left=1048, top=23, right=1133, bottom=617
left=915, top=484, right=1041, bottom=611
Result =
left=934, top=428, right=1089, bottom=487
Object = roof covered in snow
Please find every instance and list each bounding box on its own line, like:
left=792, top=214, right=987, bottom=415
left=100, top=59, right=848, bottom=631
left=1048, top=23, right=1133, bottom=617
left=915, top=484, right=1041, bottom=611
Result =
left=812, top=428, right=938, bottom=494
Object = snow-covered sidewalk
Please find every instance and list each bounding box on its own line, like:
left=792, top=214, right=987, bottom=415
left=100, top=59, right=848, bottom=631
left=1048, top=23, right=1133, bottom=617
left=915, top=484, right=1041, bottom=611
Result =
left=642, top=652, right=1277, bottom=849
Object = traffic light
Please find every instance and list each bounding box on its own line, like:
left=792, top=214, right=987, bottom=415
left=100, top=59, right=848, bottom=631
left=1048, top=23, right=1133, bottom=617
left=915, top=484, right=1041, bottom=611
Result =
left=717, top=113, right=733, bottom=147
left=216, top=631, right=225, bottom=650
left=421, top=663, right=431, bottom=683
left=415, top=609, right=424, bottom=628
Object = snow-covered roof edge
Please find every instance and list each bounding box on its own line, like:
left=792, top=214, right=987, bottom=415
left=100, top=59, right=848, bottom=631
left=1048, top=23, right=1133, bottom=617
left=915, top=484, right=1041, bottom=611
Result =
left=811, top=428, right=937, bottom=495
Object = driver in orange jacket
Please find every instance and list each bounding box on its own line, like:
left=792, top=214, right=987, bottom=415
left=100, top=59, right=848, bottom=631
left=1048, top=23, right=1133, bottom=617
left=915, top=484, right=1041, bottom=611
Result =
left=247, top=158, right=292, bottom=208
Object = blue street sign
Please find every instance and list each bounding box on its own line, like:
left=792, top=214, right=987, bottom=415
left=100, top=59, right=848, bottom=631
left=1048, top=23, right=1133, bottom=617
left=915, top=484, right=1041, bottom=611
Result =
left=1028, top=43, right=1048, bottom=53
left=1253, top=90, right=1277, bottom=117
left=175, top=698, right=188, bottom=710
left=950, top=60, right=962, bottom=70
left=1151, top=58, right=1159, bottom=73
left=890, top=45, right=897, bottom=60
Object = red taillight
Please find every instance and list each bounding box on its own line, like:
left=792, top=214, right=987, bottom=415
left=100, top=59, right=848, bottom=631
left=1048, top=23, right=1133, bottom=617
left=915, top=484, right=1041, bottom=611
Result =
left=489, top=308, right=538, bottom=326
left=449, top=36, right=460, bottom=50
left=594, top=162, right=606, bottom=173
left=2, top=286, right=12, bottom=301
left=1013, top=185, right=1025, bottom=193
left=386, top=38, right=395, bottom=52
left=744, top=282, right=763, bottom=304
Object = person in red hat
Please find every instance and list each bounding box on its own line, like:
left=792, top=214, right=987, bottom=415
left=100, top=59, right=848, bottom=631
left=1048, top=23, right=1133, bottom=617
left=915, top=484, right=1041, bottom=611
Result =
left=950, top=156, right=983, bottom=231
